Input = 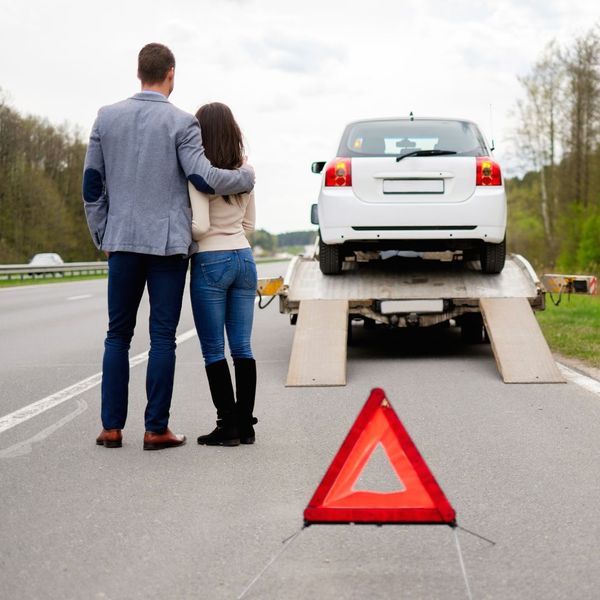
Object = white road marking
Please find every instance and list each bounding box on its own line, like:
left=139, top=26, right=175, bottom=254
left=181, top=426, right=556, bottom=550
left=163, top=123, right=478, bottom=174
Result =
left=0, top=398, right=88, bottom=458
left=557, top=362, right=600, bottom=397
left=0, top=327, right=198, bottom=435
left=67, top=294, right=93, bottom=301
left=0, top=279, right=105, bottom=294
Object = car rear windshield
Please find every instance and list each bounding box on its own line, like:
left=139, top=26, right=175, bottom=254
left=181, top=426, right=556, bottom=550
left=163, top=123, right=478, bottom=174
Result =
left=339, top=119, right=488, bottom=157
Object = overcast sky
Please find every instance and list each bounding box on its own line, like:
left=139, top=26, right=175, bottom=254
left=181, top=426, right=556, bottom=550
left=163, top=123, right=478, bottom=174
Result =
left=1, top=0, right=598, bottom=233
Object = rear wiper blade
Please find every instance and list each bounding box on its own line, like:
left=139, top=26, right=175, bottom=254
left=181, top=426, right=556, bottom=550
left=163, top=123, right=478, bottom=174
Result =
left=396, top=149, right=457, bottom=162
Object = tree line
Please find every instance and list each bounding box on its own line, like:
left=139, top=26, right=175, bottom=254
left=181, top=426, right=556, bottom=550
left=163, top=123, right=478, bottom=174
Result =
left=0, top=93, right=96, bottom=263
left=508, top=26, right=600, bottom=273
left=248, top=229, right=317, bottom=253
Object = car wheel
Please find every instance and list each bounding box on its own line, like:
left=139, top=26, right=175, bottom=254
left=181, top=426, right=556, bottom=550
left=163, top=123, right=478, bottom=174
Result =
left=319, top=237, right=343, bottom=275
left=480, top=237, right=506, bottom=274
left=460, top=313, right=486, bottom=344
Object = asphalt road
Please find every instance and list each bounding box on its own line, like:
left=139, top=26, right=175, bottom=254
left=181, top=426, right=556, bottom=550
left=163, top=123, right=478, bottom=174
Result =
left=1, top=261, right=600, bottom=599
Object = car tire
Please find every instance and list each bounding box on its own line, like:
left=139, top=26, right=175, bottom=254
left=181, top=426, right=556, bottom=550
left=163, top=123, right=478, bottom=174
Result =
left=480, top=237, right=506, bottom=274
left=460, top=313, right=486, bottom=344
left=319, top=237, right=343, bottom=275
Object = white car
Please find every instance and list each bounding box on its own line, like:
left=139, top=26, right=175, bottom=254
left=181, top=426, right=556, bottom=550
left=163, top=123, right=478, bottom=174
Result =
left=311, top=117, right=507, bottom=275
left=28, top=253, right=64, bottom=266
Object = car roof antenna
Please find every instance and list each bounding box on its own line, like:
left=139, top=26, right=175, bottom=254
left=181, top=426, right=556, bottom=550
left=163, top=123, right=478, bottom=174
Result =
left=409, top=111, right=414, bottom=121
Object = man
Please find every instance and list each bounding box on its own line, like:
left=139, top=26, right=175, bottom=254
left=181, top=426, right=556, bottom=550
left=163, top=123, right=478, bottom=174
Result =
left=83, top=43, right=254, bottom=450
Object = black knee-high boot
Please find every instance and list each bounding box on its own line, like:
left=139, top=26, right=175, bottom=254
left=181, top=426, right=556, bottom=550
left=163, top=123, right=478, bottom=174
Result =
left=234, top=358, right=257, bottom=444
left=197, top=359, right=240, bottom=446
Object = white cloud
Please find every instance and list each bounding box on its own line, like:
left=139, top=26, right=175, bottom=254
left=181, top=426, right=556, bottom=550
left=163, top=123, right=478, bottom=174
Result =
left=1, top=0, right=598, bottom=232
left=241, top=30, right=347, bottom=73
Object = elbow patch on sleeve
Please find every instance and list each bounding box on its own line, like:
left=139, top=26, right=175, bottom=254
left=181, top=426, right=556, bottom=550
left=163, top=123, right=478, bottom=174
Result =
left=188, top=174, right=215, bottom=195
left=83, top=168, right=104, bottom=202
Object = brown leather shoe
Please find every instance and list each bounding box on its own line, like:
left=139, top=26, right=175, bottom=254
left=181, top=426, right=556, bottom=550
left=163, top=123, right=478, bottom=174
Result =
left=96, top=429, right=122, bottom=448
left=143, top=428, right=186, bottom=451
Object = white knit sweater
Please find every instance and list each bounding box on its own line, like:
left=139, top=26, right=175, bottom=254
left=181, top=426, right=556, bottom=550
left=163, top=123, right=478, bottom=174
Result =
left=189, top=182, right=255, bottom=252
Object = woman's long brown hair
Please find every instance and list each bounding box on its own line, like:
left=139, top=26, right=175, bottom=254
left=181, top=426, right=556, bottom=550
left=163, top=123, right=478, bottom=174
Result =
left=195, top=102, right=244, bottom=204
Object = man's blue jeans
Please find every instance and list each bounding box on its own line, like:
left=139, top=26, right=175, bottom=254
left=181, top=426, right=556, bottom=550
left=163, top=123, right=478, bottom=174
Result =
left=190, top=249, right=257, bottom=366
left=101, top=252, right=189, bottom=432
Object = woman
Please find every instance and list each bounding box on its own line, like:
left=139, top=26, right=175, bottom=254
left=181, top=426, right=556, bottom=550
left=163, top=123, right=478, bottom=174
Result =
left=189, top=102, right=258, bottom=447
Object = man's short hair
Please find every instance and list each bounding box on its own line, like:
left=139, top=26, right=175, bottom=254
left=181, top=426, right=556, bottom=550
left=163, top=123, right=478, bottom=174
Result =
left=137, top=43, right=175, bottom=84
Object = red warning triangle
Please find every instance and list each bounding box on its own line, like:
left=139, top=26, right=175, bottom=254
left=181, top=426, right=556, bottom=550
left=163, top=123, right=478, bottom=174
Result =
left=304, top=388, right=456, bottom=525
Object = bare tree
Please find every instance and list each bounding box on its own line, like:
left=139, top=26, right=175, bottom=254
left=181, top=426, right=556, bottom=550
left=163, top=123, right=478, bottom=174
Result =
left=562, top=28, right=600, bottom=208
left=514, top=40, right=564, bottom=260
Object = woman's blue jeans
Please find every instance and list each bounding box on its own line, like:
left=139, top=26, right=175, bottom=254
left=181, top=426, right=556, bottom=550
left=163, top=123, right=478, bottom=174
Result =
left=190, top=248, right=257, bottom=366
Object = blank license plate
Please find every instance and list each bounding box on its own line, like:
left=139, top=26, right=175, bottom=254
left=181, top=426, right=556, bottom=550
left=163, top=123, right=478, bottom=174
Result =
left=383, top=179, right=444, bottom=194
left=379, top=299, right=444, bottom=314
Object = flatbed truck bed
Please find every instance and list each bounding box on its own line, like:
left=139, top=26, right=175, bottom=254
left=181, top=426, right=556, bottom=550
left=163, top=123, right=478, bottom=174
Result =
left=279, top=253, right=542, bottom=328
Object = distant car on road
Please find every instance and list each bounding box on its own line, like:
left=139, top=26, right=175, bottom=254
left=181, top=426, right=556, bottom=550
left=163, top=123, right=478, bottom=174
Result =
left=311, top=117, right=507, bottom=275
left=28, top=253, right=64, bottom=267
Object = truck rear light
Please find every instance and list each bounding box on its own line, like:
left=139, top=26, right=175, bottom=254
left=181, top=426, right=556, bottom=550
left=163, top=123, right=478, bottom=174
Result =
left=476, top=157, right=502, bottom=186
left=325, top=157, right=352, bottom=187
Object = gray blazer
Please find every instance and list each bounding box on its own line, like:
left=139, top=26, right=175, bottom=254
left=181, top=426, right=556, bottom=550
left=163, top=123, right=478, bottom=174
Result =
left=82, top=92, right=255, bottom=256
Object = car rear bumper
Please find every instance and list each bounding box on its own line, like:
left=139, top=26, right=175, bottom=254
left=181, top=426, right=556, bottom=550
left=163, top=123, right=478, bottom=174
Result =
left=318, top=186, right=506, bottom=245
left=320, top=225, right=506, bottom=245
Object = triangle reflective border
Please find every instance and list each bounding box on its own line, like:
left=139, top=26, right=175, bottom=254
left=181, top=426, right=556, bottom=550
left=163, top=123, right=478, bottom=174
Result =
left=304, top=388, right=456, bottom=525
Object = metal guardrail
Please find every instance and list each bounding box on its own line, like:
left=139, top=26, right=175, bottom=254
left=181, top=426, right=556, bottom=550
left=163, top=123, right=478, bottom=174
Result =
left=0, top=262, right=109, bottom=280
left=0, top=256, right=291, bottom=282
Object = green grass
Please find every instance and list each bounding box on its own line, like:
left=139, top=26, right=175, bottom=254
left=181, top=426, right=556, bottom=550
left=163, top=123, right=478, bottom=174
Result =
left=0, top=273, right=108, bottom=288
left=536, top=294, right=600, bottom=368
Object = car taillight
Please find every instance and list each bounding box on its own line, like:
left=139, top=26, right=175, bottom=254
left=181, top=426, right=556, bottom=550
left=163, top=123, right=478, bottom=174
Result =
left=476, top=157, right=502, bottom=186
left=324, top=157, right=352, bottom=187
